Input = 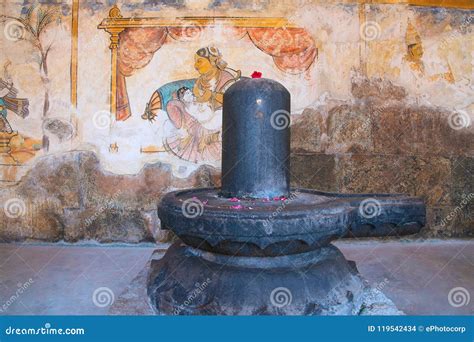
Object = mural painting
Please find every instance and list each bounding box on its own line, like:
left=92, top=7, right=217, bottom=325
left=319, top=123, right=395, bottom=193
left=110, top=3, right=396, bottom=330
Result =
left=142, top=46, right=240, bottom=163
left=403, top=20, right=455, bottom=83
left=0, top=1, right=471, bottom=242
left=0, top=3, right=63, bottom=180
left=98, top=7, right=317, bottom=167
left=0, top=66, right=30, bottom=164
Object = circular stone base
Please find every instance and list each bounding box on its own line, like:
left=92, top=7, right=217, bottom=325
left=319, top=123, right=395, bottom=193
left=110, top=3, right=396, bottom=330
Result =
left=158, top=188, right=353, bottom=256
left=158, top=188, right=426, bottom=256
left=147, top=242, right=365, bottom=315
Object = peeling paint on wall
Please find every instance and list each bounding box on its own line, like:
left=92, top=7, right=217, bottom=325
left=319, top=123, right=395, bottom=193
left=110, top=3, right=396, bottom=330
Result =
left=0, top=0, right=472, bottom=241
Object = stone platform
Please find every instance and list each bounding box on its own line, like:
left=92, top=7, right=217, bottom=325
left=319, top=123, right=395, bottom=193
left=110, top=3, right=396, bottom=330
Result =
left=112, top=244, right=403, bottom=316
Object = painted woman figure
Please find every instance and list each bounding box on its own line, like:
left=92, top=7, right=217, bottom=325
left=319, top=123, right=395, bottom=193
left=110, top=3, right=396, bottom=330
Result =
left=192, top=46, right=240, bottom=111
left=164, top=46, right=240, bottom=163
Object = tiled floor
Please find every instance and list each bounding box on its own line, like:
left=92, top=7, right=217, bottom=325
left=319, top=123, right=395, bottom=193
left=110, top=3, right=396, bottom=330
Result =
left=0, top=239, right=472, bottom=315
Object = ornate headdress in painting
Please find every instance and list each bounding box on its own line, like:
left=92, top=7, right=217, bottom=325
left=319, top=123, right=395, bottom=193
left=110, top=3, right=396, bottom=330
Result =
left=196, top=46, right=228, bottom=70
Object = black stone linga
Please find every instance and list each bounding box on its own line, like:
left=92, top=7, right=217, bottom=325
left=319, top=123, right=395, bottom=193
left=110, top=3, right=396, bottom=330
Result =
left=148, top=76, right=427, bottom=315
left=220, top=78, right=290, bottom=199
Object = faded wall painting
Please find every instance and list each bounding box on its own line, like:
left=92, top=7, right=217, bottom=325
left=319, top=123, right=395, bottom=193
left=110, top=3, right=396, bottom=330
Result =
left=144, top=46, right=240, bottom=163
left=0, top=0, right=472, bottom=242
left=97, top=9, right=317, bottom=169
left=0, top=3, right=65, bottom=179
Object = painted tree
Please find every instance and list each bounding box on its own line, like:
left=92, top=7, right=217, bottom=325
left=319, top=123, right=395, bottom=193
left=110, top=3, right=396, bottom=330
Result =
left=1, top=3, right=59, bottom=119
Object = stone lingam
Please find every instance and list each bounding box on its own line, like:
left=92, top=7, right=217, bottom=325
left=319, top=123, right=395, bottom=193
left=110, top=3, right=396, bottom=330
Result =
left=147, top=77, right=426, bottom=315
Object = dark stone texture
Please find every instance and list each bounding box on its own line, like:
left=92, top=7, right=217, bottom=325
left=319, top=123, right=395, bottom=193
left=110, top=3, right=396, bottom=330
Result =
left=291, top=96, right=473, bottom=160
left=335, top=153, right=384, bottom=196
left=158, top=188, right=353, bottom=255
left=111, top=246, right=401, bottom=315
left=148, top=242, right=366, bottom=315
left=451, top=156, right=474, bottom=204
left=338, top=155, right=452, bottom=207
left=159, top=187, right=425, bottom=256
left=221, top=78, right=291, bottom=198
left=289, top=152, right=470, bottom=237
left=288, top=75, right=472, bottom=238
left=290, top=108, right=325, bottom=153
left=371, top=105, right=473, bottom=157
left=450, top=156, right=474, bottom=236
left=290, top=153, right=338, bottom=191
left=425, top=206, right=456, bottom=237
left=326, top=104, right=373, bottom=153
